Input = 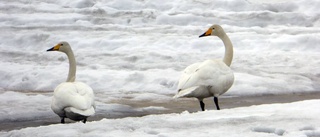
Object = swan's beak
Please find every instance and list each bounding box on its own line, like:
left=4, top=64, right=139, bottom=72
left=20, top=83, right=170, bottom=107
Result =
left=199, top=29, right=212, bottom=38
left=47, top=45, right=60, bottom=52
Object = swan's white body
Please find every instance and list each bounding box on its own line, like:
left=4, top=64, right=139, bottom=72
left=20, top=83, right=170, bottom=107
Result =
left=47, top=41, right=95, bottom=123
left=174, top=24, right=234, bottom=111
left=175, top=59, right=234, bottom=99
left=51, top=82, right=95, bottom=121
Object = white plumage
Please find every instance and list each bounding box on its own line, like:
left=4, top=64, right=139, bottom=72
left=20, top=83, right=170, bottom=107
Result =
left=51, top=82, right=95, bottom=122
left=174, top=25, right=234, bottom=111
left=47, top=41, right=95, bottom=123
left=175, top=60, right=234, bottom=98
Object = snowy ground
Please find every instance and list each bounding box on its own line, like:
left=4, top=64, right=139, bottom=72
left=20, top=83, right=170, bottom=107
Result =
left=0, top=0, right=320, bottom=136
left=1, top=99, right=320, bottom=137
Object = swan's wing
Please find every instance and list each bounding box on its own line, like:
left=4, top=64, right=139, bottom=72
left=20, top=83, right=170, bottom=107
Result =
left=177, top=62, right=202, bottom=91
left=65, top=106, right=95, bottom=116
left=177, top=60, right=234, bottom=94
left=51, top=82, right=95, bottom=115
left=174, top=86, right=200, bottom=98
left=196, top=60, right=234, bottom=95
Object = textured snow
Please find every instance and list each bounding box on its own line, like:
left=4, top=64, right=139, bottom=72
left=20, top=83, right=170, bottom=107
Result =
left=0, top=0, right=320, bottom=136
left=1, top=99, right=320, bottom=137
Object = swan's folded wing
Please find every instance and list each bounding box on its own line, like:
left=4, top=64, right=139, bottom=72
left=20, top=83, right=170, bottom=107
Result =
left=177, top=62, right=202, bottom=91
left=53, top=82, right=95, bottom=112
left=174, top=86, right=199, bottom=98
left=177, top=60, right=234, bottom=92
left=65, top=106, right=95, bottom=116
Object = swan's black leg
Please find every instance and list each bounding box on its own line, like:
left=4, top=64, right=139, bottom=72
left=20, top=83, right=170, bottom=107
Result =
left=83, top=118, right=87, bottom=124
left=61, top=117, right=65, bottom=124
left=199, top=100, right=205, bottom=111
left=214, top=97, right=220, bottom=110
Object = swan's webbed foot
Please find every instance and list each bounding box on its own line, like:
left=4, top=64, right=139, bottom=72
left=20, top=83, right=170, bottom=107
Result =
left=213, top=97, right=220, bottom=110
left=82, top=118, right=87, bottom=124
left=199, top=100, right=205, bottom=111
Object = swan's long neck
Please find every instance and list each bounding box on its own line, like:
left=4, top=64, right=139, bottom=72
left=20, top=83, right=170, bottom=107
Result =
left=65, top=50, right=76, bottom=82
left=218, top=33, right=233, bottom=66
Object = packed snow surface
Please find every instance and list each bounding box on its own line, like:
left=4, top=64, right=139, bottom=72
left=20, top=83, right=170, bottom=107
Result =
left=0, top=0, right=319, bottom=96
left=1, top=99, right=320, bottom=137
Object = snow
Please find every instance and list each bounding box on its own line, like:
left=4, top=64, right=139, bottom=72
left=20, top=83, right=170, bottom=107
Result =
left=0, top=0, right=319, bottom=96
left=0, top=91, right=53, bottom=122
left=1, top=99, right=320, bottom=137
left=0, top=0, right=320, bottom=136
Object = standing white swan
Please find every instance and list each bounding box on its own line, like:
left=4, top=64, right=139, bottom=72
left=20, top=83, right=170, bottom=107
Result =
left=47, top=41, right=95, bottom=123
left=174, top=24, right=234, bottom=111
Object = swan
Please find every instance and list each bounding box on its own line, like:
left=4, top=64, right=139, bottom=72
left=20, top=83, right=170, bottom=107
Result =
left=47, top=41, right=95, bottom=123
left=174, top=24, right=234, bottom=111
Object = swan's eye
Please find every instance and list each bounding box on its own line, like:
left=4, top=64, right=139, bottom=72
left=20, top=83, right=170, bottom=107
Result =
left=60, top=44, right=64, bottom=46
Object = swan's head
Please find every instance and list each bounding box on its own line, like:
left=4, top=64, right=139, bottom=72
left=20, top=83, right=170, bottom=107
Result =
left=199, top=24, right=225, bottom=38
left=47, top=41, right=71, bottom=53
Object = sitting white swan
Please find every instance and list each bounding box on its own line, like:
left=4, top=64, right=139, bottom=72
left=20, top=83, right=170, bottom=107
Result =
left=174, top=24, right=234, bottom=111
left=47, top=41, right=95, bottom=123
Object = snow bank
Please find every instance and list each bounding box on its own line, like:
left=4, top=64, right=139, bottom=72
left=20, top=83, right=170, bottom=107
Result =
left=0, top=91, right=53, bottom=122
left=1, top=99, right=320, bottom=137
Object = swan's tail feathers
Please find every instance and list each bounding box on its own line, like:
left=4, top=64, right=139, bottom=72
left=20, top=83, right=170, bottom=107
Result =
left=173, top=86, right=199, bottom=98
left=68, top=106, right=95, bottom=116
left=64, top=106, right=95, bottom=121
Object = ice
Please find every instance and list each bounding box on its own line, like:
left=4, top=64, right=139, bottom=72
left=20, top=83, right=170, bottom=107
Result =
left=0, top=0, right=320, bottom=135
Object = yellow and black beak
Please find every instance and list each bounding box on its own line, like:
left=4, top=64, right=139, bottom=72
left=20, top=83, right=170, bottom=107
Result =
left=47, top=44, right=60, bottom=52
left=199, top=29, right=212, bottom=38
